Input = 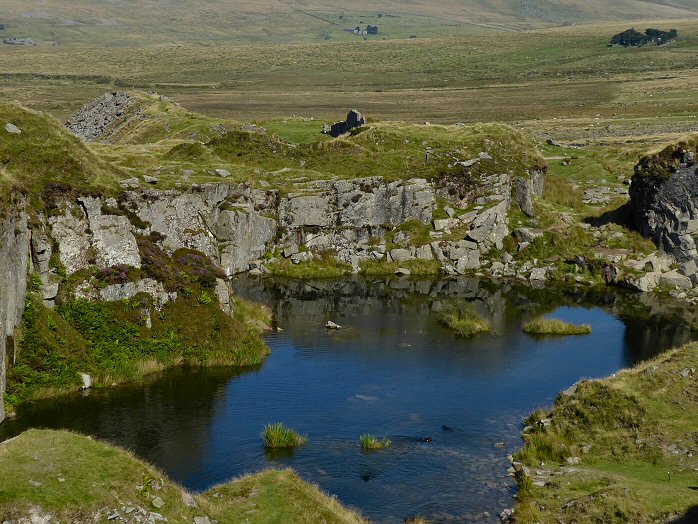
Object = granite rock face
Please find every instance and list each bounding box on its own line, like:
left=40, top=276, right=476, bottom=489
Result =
left=629, top=149, right=698, bottom=263
left=0, top=194, right=29, bottom=424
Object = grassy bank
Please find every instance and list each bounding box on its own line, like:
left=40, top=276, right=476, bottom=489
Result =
left=5, top=290, right=271, bottom=410
left=0, top=428, right=366, bottom=523
left=514, top=342, right=698, bottom=522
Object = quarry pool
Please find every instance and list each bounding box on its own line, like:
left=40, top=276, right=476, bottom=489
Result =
left=1, top=277, right=694, bottom=523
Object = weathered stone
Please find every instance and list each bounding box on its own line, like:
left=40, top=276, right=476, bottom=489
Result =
left=215, top=169, right=231, bottom=178
left=282, top=245, right=299, bottom=258
left=98, top=279, right=175, bottom=308
left=79, top=372, right=92, bottom=389
left=48, top=203, right=92, bottom=274
left=415, top=245, right=433, bottom=260
left=280, top=194, right=333, bottom=227
left=529, top=268, right=547, bottom=281
left=513, top=171, right=544, bottom=217
left=0, top=195, right=29, bottom=424
left=328, top=109, right=365, bottom=137
left=144, top=175, right=159, bottom=184
left=214, top=209, right=276, bottom=275
left=120, top=178, right=140, bottom=191
left=513, top=228, right=544, bottom=243
left=325, top=321, right=341, bottom=329
left=214, top=278, right=234, bottom=317
left=4, top=123, right=21, bottom=134
left=624, top=271, right=661, bottom=292
left=395, top=267, right=411, bottom=276
left=79, top=197, right=141, bottom=269
left=659, top=270, right=692, bottom=289
left=630, top=155, right=698, bottom=264
left=390, top=248, right=413, bottom=264
left=65, top=92, right=133, bottom=141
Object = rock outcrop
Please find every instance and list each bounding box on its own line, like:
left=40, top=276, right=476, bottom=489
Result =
left=0, top=194, right=29, bottom=423
left=65, top=92, right=133, bottom=142
left=325, top=110, right=366, bottom=138
left=630, top=147, right=698, bottom=264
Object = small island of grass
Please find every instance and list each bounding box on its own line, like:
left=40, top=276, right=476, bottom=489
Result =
left=360, top=434, right=391, bottom=450
left=522, top=317, right=591, bottom=336
left=261, top=423, right=308, bottom=449
left=438, top=300, right=490, bottom=337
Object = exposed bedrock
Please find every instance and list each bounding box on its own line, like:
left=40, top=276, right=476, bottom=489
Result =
left=0, top=194, right=29, bottom=423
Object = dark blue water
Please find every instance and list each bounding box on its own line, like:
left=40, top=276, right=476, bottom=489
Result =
left=1, top=277, right=693, bottom=522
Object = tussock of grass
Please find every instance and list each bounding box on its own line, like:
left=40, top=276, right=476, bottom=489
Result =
left=438, top=300, right=489, bottom=337
left=261, top=423, right=308, bottom=449
left=543, top=178, right=584, bottom=211
left=267, top=253, right=352, bottom=279
left=523, top=317, right=591, bottom=335
left=359, top=434, right=391, bottom=450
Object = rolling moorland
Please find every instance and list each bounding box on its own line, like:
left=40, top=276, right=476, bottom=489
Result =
left=1, top=4, right=698, bottom=523
left=1, top=0, right=698, bottom=46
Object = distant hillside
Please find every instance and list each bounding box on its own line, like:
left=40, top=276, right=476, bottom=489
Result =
left=1, top=0, right=697, bottom=46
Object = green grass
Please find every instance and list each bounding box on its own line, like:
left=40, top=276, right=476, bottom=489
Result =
left=514, top=342, right=698, bottom=522
left=522, top=317, right=592, bottom=336
left=6, top=290, right=269, bottom=408
left=360, top=258, right=442, bottom=277
left=359, top=434, right=391, bottom=450
left=0, top=429, right=366, bottom=523
left=437, top=300, right=489, bottom=337
left=261, top=423, right=308, bottom=449
left=266, top=253, right=353, bottom=279
left=0, top=102, right=122, bottom=207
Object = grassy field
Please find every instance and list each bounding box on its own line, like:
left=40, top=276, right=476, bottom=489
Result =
left=0, top=428, right=366, bottom=523
left=514, top=342, right=698, bottom=522
left=2, top=0, right=697, bottom=47
left=0, top=19, right=696, bottom=146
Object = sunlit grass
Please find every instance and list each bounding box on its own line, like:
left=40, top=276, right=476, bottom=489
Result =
left=261, top=423, right=308, bottom=449
left=522, top=317, right=591, bottom=335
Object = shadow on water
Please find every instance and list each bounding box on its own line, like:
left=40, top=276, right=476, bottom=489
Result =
left=2, top=276, right=697, bottom=523
left=0, top=365, right=260, bottom=479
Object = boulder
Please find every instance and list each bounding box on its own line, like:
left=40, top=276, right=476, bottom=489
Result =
left=395, top=267, right=412, bottom=276
left=659, top=270, right=692, bottom=289
left=79, top=373, right=92, bottom=389
left=215, top=169, right=231, bottom=178
left=513, top=228, right=544, bottom=243
left=629, top=144, right=698, bottom=263
left=529, top=268, right=547, bottom=281
left=390, top=248, right=412, bottom=264
left=328, top=110, right=366, bottom=138
left=4, top=123, right=21, bottom=134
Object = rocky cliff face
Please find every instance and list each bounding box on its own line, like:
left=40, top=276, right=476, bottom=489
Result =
left=0, top=194, right=29, bottom=423
left=42, top=171, right=542, bottom=283
left=0, top=169, right=543, bottom=421
left=629, top=143, right=698, bottom=278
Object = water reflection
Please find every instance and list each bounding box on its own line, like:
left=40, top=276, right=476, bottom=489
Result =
left=1, top=277, right=695, bottom=523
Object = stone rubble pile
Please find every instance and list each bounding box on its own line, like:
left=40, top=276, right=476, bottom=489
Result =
left=65, top=92, right=133, bottom=141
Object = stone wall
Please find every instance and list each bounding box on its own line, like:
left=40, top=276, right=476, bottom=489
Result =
left=0, top=194, right=29, bottom=423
